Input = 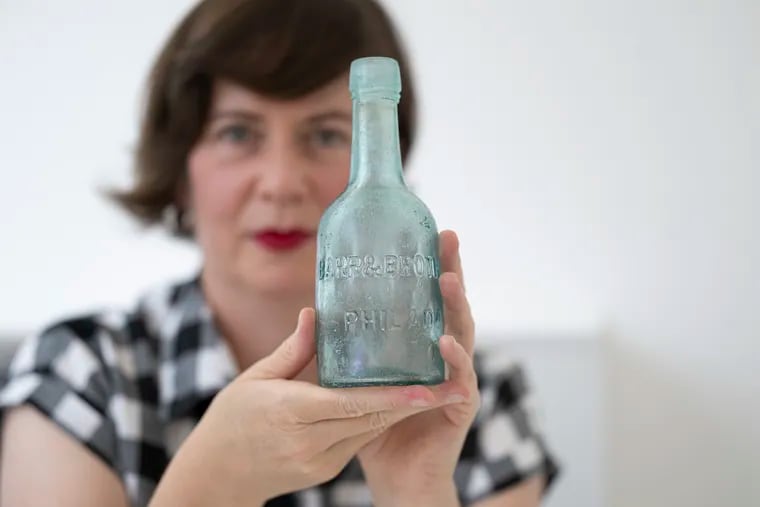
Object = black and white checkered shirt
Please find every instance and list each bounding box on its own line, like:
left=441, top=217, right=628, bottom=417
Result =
left=0, top=276, right=558, bottom=506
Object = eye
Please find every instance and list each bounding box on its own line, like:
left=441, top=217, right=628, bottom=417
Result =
left=216, top=123, right=253, bottom=143
left=310, top=128, right=350, bottom=148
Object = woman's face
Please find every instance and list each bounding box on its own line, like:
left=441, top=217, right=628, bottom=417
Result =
left=187, top=76, right=352, bottom=296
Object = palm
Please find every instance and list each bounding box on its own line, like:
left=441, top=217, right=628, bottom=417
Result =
left=358, top=395, right=472, bottom=473
left=358, top=231, right=477, bottom=491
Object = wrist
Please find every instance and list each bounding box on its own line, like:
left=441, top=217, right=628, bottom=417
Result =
left=150, top=425, right=267, bottom=507
left=372, top=478, right=460, bottom=507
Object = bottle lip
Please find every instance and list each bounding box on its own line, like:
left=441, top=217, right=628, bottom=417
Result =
left=349, top=57, right=401, bottom=101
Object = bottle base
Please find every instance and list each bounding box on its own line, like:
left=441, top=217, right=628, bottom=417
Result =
left=319, top=368, right=445, bottom=388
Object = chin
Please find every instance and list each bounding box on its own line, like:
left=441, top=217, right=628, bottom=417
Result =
left=240, top=261, right=315, bottom=296
left=216, top=240, right=316, bottom=296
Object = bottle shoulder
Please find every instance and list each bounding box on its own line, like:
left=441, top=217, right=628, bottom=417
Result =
left=320, top=186, right=437, bottom=230
left=330, top=186, right=434, bottom=212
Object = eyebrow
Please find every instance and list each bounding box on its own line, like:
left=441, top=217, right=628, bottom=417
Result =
left=209, top=110, right=264, bottom=122
left=306, top=110, right=352, bottom=123
left=208, top=109, right=351, bottom=124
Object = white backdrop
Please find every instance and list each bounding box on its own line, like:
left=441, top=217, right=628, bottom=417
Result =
left=1, top=1, right=758, bottom=506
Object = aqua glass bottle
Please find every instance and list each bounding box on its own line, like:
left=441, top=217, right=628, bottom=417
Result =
left=316, top=57, right=445, bottom=387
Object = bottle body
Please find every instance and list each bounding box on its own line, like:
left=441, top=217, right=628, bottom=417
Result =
left=316, top=187, right=445, bottom=387
left=315, top=56, right=445, bottom=387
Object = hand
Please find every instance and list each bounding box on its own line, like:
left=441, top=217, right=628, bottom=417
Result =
left=150, top=308, right=462, bottom=507
left=357, top=230, right=481, bottom=506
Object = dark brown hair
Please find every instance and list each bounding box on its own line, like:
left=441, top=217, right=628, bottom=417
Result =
left=111, top=0, right=417, bottom=237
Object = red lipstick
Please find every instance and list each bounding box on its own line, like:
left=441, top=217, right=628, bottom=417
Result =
left=253, top=230, right=313, bottom=251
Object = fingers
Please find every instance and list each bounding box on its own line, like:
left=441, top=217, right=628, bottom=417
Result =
left=315, top=354, right=476, bottom=463
left=294, top=383, right=437, bottom=423
left=310, top=405, right=422, bottom=450
left=245, top=308, right=315, bottom=380
left=436, top=335, right=480, bottom=425
left=439, top=230, right=465, bottom=290
left=438, top=335, right=475, bottom=388
left=439, top=230, right=475, bottom=357
left=440, top=271, right=475, bottom=357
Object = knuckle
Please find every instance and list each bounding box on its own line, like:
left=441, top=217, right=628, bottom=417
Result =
left=278, top=340, right=297, bottom=364
left=337, top=394, right=364, bottom=417
left=384, top=396, right=401, bottom=411
left=467, top=324, right=476, bottom=342
left=368, top=410, right=391, bottom=435
left=286, top=336, right=302, bottom=359
left=466, top=316, right=476, bottom=335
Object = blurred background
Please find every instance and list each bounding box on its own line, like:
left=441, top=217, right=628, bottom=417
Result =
left=1, top=1, right=758, bottom=505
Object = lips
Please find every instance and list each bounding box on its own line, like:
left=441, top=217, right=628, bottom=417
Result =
left=252, top=229, right=314, bottom=251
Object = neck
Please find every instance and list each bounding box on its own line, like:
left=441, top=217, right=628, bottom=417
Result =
left=349, top=97, right=405, bottom=187
left=200, top=270, right=318, bottom=382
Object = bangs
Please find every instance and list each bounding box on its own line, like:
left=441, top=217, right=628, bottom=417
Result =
left=179, top=0, right=396, bottom=99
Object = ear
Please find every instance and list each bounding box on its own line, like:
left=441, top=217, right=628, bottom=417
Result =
left=172, top=171, right=195, bottom=236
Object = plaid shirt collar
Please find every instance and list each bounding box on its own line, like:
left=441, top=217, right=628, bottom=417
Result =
left=143, top=275, right=240, bottom=421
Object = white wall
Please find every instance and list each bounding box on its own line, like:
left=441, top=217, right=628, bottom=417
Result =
left=1, top=1, right=758, bottom=506
left=0, top=0, right=201, bottom=335
left=384, top=2, right=760, bottom=504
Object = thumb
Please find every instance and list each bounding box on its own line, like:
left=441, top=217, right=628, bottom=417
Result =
left=245, top=307, right=316, bottom=380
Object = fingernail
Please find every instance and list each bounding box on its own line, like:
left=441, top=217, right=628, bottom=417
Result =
left=446, top=394, right=466, bottom=404
left=410, top=398, right=433, bottom=407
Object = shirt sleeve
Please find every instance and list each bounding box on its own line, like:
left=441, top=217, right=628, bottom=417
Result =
left=0, top=317, right=118, bottom=468
left=454, top=357, right=560, bottom=504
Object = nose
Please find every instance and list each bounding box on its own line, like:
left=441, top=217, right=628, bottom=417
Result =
left=256, top=139, right=308, bottom=205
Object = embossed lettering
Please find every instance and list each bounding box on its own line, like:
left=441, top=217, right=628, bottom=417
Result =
left=335, top=256, right=347, bottom=279
left=348, top=255, right=362, bottom=278
left=384, top=255, right=398, bottom=278
left=413, top=254, right=426, bottom=277
left=390, top=308, right=403, bottom=330
left=361, top=310, right=376, bottom=330
left=426, top=256, right=438, bottom=278
left=362, top=255, right=377, bottom=277
left=344, top=307, right=441, bottom=335
left=345, top=310, right=359, bottom=332
left=407, top=308, right=418, bottom=329
left=399, top=256, right=412, bottom=277
left=320, top=253, right=439, bottom=280
left=423, top=309, right=434, bottom=327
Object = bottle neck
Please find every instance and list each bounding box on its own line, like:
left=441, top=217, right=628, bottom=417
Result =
left=348, top=97, right=405, bottom=188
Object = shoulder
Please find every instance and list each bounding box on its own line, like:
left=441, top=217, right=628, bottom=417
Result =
left=8, top=309, right=151, bottom=386
left=1, top=277, right=195, bottom=406
left=0, top=309, right=142, bottom=472
left=0, top=276, right=206, bottom=505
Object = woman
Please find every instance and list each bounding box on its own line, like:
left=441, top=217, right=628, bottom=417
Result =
left=0, top=0, right=557, bottom=505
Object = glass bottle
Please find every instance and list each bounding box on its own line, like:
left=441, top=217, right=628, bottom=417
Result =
left=316, top=57, right=445, bottom=387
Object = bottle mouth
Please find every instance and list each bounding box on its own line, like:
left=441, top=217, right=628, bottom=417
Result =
left=349, top=57, right=401, bottom=101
